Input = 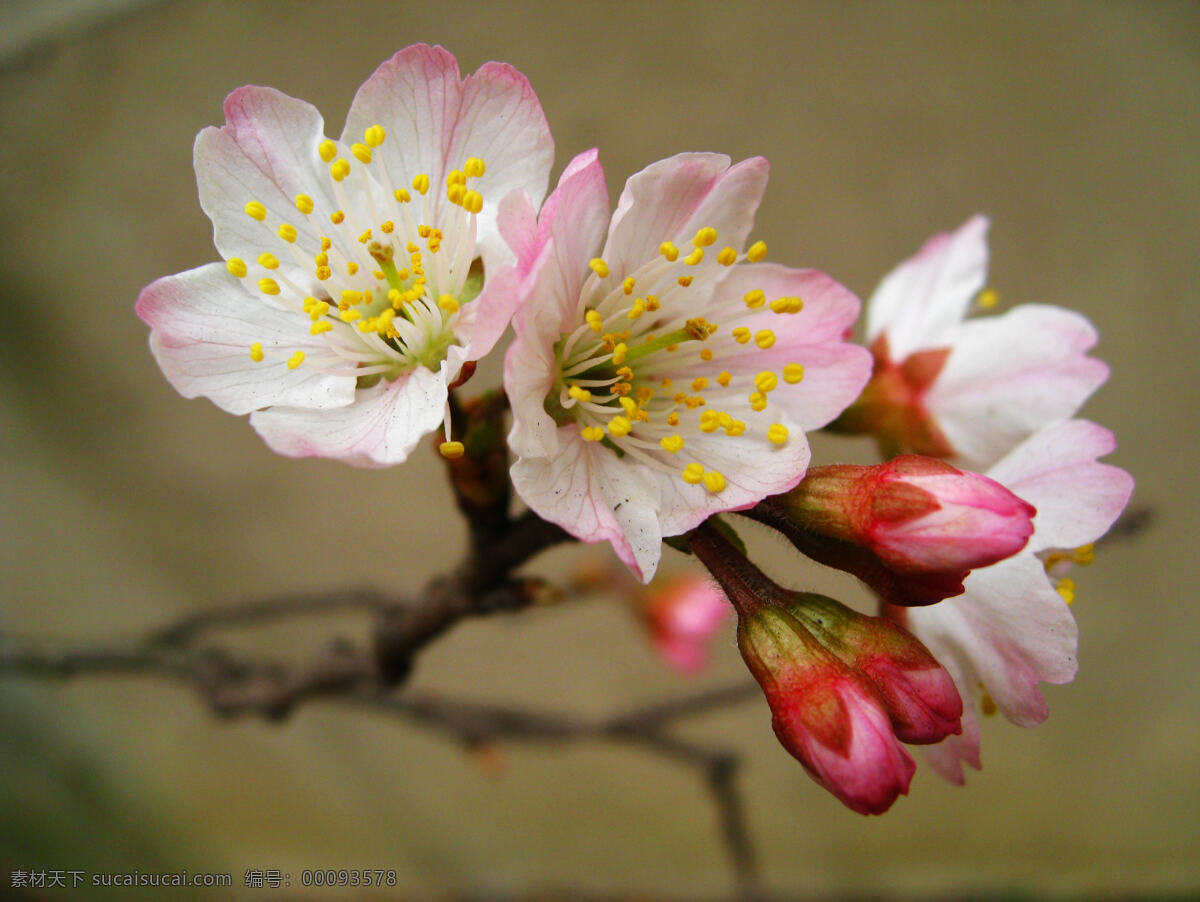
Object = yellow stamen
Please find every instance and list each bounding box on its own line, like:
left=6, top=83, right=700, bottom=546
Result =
left=464, top=157, right=486, bottom=178
left=747, top=240, right=767, bottom=262
left=394, top=187, right=411, bottom=203
left=286, top=351, right=305, bottom=370
left=439, top=441, right=465, bottom=459
left=783, top=363, right=805, bottom=384
left=258, top=278, right=280, bottom=295
left=660, top=435, right=685, bottom=453
left=608, top=415, right=632, bottom=437
left=330, top=158, right=351, bottom=181
left=438, top=294, right=460, bottom=314
left=249, top=342, right=264, bottom=362
left=351, top=143, right=373, bottom=164
left=244, top=201, right=267, bottom=221
left=412, top=173, right=430, bottom=194
left=622, top=277, right=637, bottom=295
left=732, top=327, right=751, bottom=344
left=331, top=210, right=345, bottom=225
left=692, top=377, right=709, bottom=391
left=589, top=258, right=610, bottom=278
left=586, top=310, right=604, bottom=333
left=978, top=288, right=999, bottom=309
left=581, top=426, right=605, bottom=442
left=1056, top=577, right=1076, bottom=605
left=462, top=190, right=483, bottom=214
left=699, top=410, right=722, bottom=433
left=684, top=247, right=704, bottom=266
left=659, top=241, right=679, bottom=261
left=310, top=321, right=333, bottom=335
left=770, top=296, right=804, bottom=314
left=682, top=463, right=705, bottom=485
left=339, top=309, right=361, bottom=322
left=677, top=275, right=694, bottom=287
left=755, top=329, right=776, bottom=349
left=744, top=289, right=766, bottom=309
left=277, top=223, right=298, bottom=243
left=693, top=226, right=718, bottom=247
left=257, top=252, right=279, bottom=270
left=717, top=247, right=737, bottom=266
left=568, top=386, right=593, bottom=403
left=294, top=194, right=314, bottom=215
left=767, top=423, right=789, bottom=444
left=611, top=342, right=628, bottom=365
left=702, top=470, right=726, bottom=493
left=318, top=139, right=337, bottom=162
left=717, top=371, right=732, bottom=387
left=700, top=349, right=713, bottom=361
left=364, top=124, right=386, bottom=147
left=226, top=258, right=247, bottom=278
left=754, top=371, right=778, bottom=393
left=748, top=392, right=767, bottom=412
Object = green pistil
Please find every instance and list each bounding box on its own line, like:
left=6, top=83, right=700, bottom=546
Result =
left=623, top=327, right=697, bottom=364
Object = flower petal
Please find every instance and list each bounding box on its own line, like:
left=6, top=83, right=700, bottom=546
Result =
left=707, top=263, right=873, bottom=429
left=511, top=428, right=664, bottom=581
left=603, top=153, right=768, bottom=278
left=342, top=44, right=553, bottom=274
left=136, top=263, right=354, bottom=415
left=928, top=304, right=1110, bottom=468
left=866, top=215, right=989, bottom=359
left=194, top=86, right=336, bottom=269
left=249, top=365, right=447, bottom=467
left=987, top=419, right=1134, bottom=552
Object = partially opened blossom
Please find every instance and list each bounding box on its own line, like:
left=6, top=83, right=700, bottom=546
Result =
left=836, top=216, right=1109, bottom=469
left=137, top=45, right=552, bottom=466
left=892, top=419, right=1134, bottom=782
left=751, top=455, right=1036, bottom=606
left=503, top=150, right=872, bottom=580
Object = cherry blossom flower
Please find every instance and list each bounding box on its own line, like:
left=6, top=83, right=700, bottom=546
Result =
left=837, top=216, right=1109, bottom=469
left=502, top=150, right=872, bottom=580
left=890, top=419, right=1134, bottom=782
left=638, top=574, right=731, bottom=674
left=137, top=45, right=552, bottom=466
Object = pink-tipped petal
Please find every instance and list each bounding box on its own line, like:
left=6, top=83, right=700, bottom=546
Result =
left=137, top=264, right=353, bottom=415
left=250, top=365, right=447, bottom=467
left=866, top=215, right=989, bottom=359
left=929, top=304, right=1110, bottom=468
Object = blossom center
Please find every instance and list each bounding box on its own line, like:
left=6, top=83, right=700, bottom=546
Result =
left=228, top=124, right=486, bottom=384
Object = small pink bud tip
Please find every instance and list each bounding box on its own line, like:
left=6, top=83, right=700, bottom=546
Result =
left=640, top=576, right=730, bottom=674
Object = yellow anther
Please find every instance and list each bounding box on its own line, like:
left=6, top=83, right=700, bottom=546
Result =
left=699, top=410, right=722, bottom=433
left=446, top=170, right=466, bottom=188
left=616, top=396, right=636, bottom=417
left=692, top=377, right=709, bottom=391
left=464, top=156, right=486, bottom=178
left=589, top=258, right=611, bottom=278
left=286, top=350, right=305, bottom=370
left=611, top=342, right=628, bottom=365
left=462, top=190, right=483, bottom=214
left=258, top=278, right=280, bottom=295
left=585, top=310, right=605, bottom=333
left=339, top=308, right=361, bottom=322
left=437, top=294, right=460, bottom=314
left=636, top=386, right=654, bottom=403
left=568, top=386, right=593, bottom=403
left=351, top=143, right=373, bottom=164
left=767, top=423, right=789, bottom=445
left=645, top=294, right=660, bottom=311
left=684, top=247, right=705, bottom=266
left=623, top=277, right=637, bottom=295
left=717, top=371, right=732, bottom=387
left=717, top=246, right=738, bottom=266
left=293, top=194, right=315, bottom=215
left=742, top=289, right=766, bottom=309
left=417, top=225, right=432, bottom=239
left=686, top=318, right=717, bottom=339
left=747, top=240, right=767, bottom=262
left=659, top=241, right=679, bottom=261
left=364, top=124, right=386, bottom=147
left=318, top=139, right=337, bottom=162
left=732, top=327, right=751, bottom=344
left=358, top=229, right=373, bottom=243
left=703, top=470, right=726, bottom=493
left=347, top=261, right=359, bottom=275
left=627, top=298, right=645, bottom=320
left=257, top=252, right=279, bottom=270
left=375, top=308, right=397, bottom=335
left=608, top=415, right=633, bottom=438
left=277, top=223, right=298, bottom=243
left=677, top=275, right=694, bottom=287
left=1056, top=577, right=1076, bottom=605
left=249, top=342, right=264, bottom=362
left=320, top=236, right=332, bottom=251
left=770, top=296, right=804, bottom=314
left=661, top=378, right=673, bottom=388
left=412, top=173, right=430, bottom=195
left=754, top=371, right=778, bottom=393
left=682, top=463, right=705, bottom=485
left=244, top=201, right=267, bottom=221
left=394, top=187, right=412, bottom=203
left=667, top=412, right=680, bottom=426
left=666, top=345, right=679, bottom=353
left=693, top=226, right=718, bottom=247
left=783, top=363, right=805, bottom=384
left=315, top=266, right=332, bottom=281
left=341, top=290, right=364, bottom=307
left=226, top=258, right=247, bottom=278
left=447, top=183, right=466, bottom=205
left=748, top=392, right=768, bottom=412
left=1074, top=544, right=1096, bottom=565
left=981, top=689, right=998, bottom=717
left=978, top=288, right=1000, bottom=309
left=660, top=435, right=685, bottom=453
left=331, top=210, right=345, bottom=225
left=439, top=441, right=466, bottom=459
left=700, top=348, right=713, bottom=361
left=755, top=329, right=776, bottom=349
left=581, top=426, right=606, bottom=442
left=386, top=289, right=402, bottom=308
left=330, top=158, right=351, bottom=181
left=725, top=420, right=746, bottom=436
left=310, top=320, right=334, bottom=335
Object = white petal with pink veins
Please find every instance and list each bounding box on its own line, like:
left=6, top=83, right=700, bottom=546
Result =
left=866, top=215, right=989, bottom=359
left=929, top=304, right=1110, bottom=468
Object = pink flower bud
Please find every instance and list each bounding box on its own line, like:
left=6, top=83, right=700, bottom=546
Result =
left=751, top=455, right=1036, bottom=606
left=689, top=523, right=962, bottom=815
left=640, top=576, right=731, bottom=674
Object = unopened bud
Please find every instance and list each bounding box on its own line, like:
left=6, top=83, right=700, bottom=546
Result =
left=751, top=456, right=1035, bottom=606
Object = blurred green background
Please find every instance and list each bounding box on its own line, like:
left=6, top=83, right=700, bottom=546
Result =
left=1, top=0, right=1196, bottom=898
